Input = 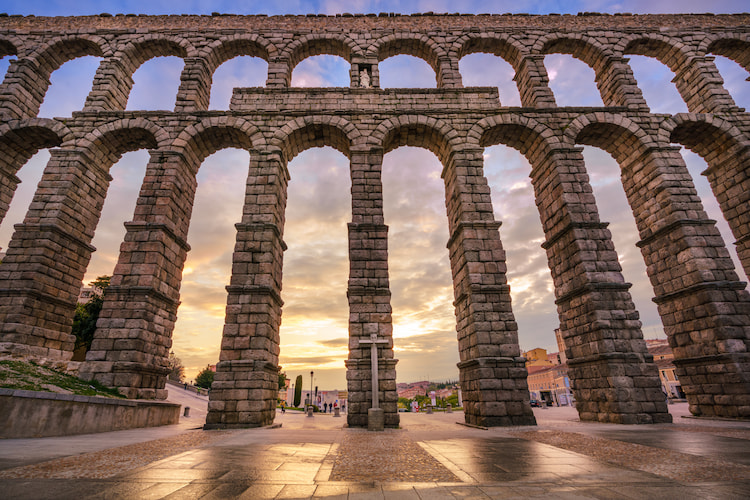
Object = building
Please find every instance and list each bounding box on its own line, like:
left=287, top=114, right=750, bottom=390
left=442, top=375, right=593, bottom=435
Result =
left=647, top=338, right=685, bottom=399
left=527, top=363, right=573, bottom=407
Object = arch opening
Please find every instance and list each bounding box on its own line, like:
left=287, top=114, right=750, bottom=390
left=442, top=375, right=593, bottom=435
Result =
left=171, top=147, right=252, bottom=382
left=382, top=146, right=457, bottom=383
left=127, top=56, right=184, bottom=111
left=209, top=56, right=267, bottom=109
left=544, top=54, right=603, bottom=106
left=278, top=146, right=351, bottom=390
left=460, top=54, right=520, bottom=106
left=379, top=55, right=436, bottom=88
left=627, top=55, right=687, bottom=114
left=291, top=55, right=350, bottom=88
left=38, top=56, right=101, bottom=118
left=482, top=144, right=558, bottom=352
left=712, top=55, right=750, bottom=110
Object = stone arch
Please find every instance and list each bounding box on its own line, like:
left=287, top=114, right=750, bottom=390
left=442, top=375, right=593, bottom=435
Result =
left=665, top=113, right=750, bottom=277
left=454, top=33, right=526, bottom=66
left=202, top=34, right=275, bottom=76
left=471, top=114, right=561, bottom=161
left=373, top=115, right=460, bottom=167
left=703, top=35, right=750, bottom=71
left=0, top=118, right=72, bottom=225
left=617, top=34, right=692, bottom=72
left=0, top=36, right=106, bottom=118
left=28, top=35, right=108, bottom=72
left=450, top=33, right=527, bottom=95
left=92, top=36, right=193, bottom=111
left=282, top=34, right=356, bottom=85
left=474, top=113, right=674, bottom=424
left=375, top=33, right=448, bottom=87
left=78, top=118, right=167, bottom=165
left=617, top=34, right=735, bottom=113
left=175, top=116, right=266, bottom=168
left=536, top=34, right=636, bottom=107
left=272, top=115, right=359, bottom=163
left=565, top=112, right=657, bottom=160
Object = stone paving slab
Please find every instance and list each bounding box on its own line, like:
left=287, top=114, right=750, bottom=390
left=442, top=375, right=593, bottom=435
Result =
left=1, top=405, right=749, bottom=498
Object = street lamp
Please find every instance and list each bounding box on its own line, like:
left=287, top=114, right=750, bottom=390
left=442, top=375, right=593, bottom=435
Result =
left=310, top=370, right=314, bottom=408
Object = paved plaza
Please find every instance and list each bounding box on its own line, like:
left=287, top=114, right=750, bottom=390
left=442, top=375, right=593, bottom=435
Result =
left=0, top=388, right=748, bottom=499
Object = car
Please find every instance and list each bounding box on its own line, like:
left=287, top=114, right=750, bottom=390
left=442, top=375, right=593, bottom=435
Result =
left=529, top=399, right=541, bottom=407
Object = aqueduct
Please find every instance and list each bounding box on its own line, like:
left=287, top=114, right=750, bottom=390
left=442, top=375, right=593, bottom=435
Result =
left=0, top=12, right=749, bottom=429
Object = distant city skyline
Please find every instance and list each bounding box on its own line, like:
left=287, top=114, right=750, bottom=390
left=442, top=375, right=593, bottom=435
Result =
left=0, top=1, right=748, bottom=388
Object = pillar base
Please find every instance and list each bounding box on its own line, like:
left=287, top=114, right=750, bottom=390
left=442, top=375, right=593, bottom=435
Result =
left=368, top=408, right=384, bottom=431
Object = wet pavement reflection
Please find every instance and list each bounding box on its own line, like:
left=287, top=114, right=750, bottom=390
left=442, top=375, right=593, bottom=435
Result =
left=1, top=406, right=748, bottom=499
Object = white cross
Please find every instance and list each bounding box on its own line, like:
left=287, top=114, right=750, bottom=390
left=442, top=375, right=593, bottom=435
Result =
left=359, top=333, right=389, bottom=409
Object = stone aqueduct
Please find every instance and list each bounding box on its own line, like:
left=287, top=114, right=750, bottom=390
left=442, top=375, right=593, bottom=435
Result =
left=0, top=12, right=749, bottom=429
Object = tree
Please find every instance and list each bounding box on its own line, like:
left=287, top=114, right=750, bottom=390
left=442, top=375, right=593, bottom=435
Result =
left=195, top=366, right=214, bottom=389
left=71, top=275, right=111, bottom=352
left=278, top=371, right=287, bottom=391
left=167, top=351, right=185, bottom=382
left=293, top=374, right=303, bottom=407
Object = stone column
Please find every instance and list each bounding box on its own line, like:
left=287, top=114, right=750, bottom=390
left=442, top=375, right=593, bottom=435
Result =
left=623, top=145, right=750, bottom=418
left=0, top=58, right=49, bottom=118
left=0, top=164, right=21, bottom=228
left=531, top=147, right=670, bottom=424
left=266, top=58, right=291, bottom=88
left=699, top=146, right=750, bottom=280
left=595, top=56, right=650, bottom=110
left=0, top=148, right=111, bottom=360
left=83, top=58, right=133, bottom=111
left=673, top=56, right=740, bottom=114
left=445, top=147, right=536, bottom=427
left=79, top=150, right=196, bottom=400
left=437, top=56, right=460, bottom=88
left=345, top=146, right=399, bottom=428
left=515, top=55, right=557, bottom=108
left=175, top=58, right=211, bottom=112
left=205, top=149, right=288, bottom=428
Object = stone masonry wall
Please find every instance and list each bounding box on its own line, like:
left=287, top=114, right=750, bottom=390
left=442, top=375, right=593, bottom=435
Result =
left=0, top=13, right=748, bottom=426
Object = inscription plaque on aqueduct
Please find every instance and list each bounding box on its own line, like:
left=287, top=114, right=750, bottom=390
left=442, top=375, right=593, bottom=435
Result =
left=0, top=12, right=748, bottom=429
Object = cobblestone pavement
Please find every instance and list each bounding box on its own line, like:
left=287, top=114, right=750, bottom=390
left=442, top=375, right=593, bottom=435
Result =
left=1, top=399, right=749, bottom=499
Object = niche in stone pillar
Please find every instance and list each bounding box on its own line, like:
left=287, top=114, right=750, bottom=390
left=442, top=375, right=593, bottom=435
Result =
left=358, top=64, right=372, bottom=88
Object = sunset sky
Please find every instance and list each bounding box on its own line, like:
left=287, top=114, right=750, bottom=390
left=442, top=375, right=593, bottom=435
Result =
left=0, top=0, right=748, bottom=389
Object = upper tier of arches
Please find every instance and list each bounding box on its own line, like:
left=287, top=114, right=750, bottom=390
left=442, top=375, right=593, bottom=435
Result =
left=1, top=26, right=748, bottom=117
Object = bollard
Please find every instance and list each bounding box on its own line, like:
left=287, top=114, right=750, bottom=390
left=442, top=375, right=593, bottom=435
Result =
left=184, top=407, right=191, bottom=417
left=447, top=403, right=452, bottom=413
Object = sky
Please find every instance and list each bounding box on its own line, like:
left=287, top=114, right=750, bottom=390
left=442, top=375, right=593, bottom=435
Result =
left=0, top=1, right=748, bottom=389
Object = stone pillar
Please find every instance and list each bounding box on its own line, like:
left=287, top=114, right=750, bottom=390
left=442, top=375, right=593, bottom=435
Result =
left=79, top=150, right=196, bottom=400
left=83, top=58, right=133, bottom=111
left=0, top=58, right=48, bottom=118
left=346, top=146, right=399, bottom=428
left=700, top=147, right=750, bottom=280
left=0, top=149, right=111, bottom=360
left=266, top=58, right=291, bottom=88
left=623, top=145, right=750, bottom=418
left=0, top=165, right=21, bottom=228
left=205, top=149, right=288, bottom=428
left=673, top=56, right=740, bottom=114
left=175, top=58, right=211, bottom=112
left=437, top=56, right=460, bottom=88
left=445, top=147, right=536, bottom=427
left=532, top=147, right=670, bottom=424
left=515, top=55, right=557, bottom=108
left=595, top=56, right=650, bottom=110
